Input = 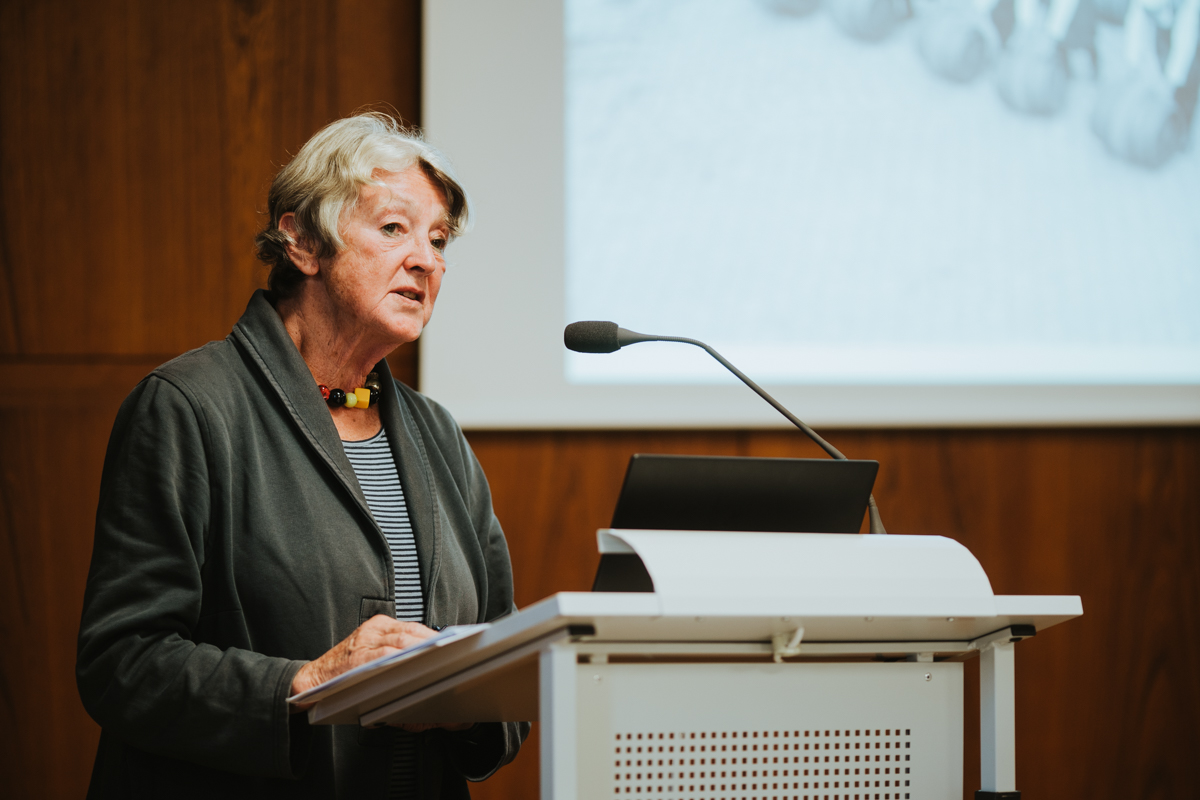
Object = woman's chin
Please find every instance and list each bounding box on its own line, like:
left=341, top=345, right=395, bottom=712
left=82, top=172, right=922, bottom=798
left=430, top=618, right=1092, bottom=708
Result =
left=377, top=314, right=427, bottom=348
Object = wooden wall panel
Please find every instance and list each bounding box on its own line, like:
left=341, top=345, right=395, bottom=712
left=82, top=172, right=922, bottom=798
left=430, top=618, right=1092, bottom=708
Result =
left=465, top=427, right=1200, bottom=800
left=0, top=0, right=422, bottom=358
left=0, top=396, right=136, bottom=796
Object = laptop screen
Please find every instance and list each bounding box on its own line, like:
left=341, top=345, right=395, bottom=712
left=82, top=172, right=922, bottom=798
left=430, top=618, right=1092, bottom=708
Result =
left=610, top=454, right=878, bottom=534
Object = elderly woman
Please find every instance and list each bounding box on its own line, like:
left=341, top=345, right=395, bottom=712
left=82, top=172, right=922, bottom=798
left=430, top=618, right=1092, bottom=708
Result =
left=76, top=113, right=526, bottom=799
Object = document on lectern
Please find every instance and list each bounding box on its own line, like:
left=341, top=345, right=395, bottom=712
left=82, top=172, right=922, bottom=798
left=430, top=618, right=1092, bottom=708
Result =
left=287, top=624, right=489, bottom=706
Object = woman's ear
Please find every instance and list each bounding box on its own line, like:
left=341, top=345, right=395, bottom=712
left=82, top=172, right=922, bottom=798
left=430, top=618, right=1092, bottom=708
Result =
left=279, top=213, right=321, bottom=276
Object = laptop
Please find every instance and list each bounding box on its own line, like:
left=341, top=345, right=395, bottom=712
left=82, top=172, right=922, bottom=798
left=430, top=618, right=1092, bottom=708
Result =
left=611, top=453, right=878, bottom=533
left=594, top=454, right=879, bottom=591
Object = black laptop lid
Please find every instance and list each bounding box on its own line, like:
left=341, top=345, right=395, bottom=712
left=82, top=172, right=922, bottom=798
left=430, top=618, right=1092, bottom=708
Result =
left=610, top=454, right=878, bottom=534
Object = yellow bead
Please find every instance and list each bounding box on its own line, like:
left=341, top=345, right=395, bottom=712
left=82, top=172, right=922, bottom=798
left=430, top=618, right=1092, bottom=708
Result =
left=354, top=387, right=371, bottom=409
left=344, top=391, right=358, bottom=408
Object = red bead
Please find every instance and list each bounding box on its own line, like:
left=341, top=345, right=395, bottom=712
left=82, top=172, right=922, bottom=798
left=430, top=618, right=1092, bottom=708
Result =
left=318, top=384, right=331, bottom=400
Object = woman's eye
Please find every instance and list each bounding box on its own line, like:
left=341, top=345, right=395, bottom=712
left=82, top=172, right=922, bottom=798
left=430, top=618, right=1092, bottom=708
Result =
left=431, top=237, right=447, bottom=253
left=382, top=223, right=402, bottom=236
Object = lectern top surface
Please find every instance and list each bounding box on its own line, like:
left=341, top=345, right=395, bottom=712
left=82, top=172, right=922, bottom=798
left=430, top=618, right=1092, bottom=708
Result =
left=518, top=591, right=1082, bottom=644
left=305, top=590, right=1082, bottom=726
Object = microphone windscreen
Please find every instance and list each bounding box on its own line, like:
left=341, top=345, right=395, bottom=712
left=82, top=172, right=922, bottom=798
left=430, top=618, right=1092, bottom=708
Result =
left=564, top=320, right=621, bottom=353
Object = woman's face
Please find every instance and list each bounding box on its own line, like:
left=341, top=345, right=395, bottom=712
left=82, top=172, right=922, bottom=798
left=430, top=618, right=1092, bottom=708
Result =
left=321, top=165, right=450, bottom=347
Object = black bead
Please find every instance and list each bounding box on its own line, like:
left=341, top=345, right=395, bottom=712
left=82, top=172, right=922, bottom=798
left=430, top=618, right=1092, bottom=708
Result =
left=369, top=386, right=380, bottom=405
left=327, top=387, right=346, bottom=406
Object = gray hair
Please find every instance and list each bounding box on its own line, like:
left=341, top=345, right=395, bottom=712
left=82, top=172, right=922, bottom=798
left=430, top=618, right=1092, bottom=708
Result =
left=255, top=112, right=469, bottom=298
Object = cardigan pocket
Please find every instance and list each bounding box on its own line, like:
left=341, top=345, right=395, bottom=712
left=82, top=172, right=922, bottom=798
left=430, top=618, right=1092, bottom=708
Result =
left=359, top=596, right=395, bottom=625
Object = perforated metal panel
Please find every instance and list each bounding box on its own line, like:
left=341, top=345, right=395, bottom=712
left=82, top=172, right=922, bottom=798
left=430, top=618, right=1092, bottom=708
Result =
left=575, top=662, right=961, bottom=800
left=609, top=727, right=913, bottom=799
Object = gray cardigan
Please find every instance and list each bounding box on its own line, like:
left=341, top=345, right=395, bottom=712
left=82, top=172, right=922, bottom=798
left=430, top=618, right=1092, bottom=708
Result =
left=77, top=291, right=527, bottom=799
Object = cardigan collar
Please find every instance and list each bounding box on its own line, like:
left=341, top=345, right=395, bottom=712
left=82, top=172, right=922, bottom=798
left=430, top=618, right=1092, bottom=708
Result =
left=229, top=290, right=437, bottom=610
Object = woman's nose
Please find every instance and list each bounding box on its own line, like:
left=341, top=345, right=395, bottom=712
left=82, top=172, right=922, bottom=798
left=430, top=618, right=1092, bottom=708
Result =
left=406, top=241, right=439, bottom=273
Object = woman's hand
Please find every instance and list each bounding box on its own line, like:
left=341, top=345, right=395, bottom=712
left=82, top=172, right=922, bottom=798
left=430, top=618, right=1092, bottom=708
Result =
left=290, top=616, right=473, bottom=732
left=291, top=615, right=435, bottom=703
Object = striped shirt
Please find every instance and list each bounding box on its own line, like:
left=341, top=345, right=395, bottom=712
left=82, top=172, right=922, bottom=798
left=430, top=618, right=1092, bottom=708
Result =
left=343, top=429, right=425, bottom=623
left=343, top=428, right=423, bottom=799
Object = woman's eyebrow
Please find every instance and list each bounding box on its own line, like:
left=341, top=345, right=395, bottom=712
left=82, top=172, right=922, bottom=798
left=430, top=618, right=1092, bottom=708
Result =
left=378, top=195, right=415, bottom=216
left=376, top=195, right=450, bottom=232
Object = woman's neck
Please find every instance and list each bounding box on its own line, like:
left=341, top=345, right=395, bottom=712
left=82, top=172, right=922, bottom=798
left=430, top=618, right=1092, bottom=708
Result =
left=275, top=291, right=392, bottom=392
left=274, top=291, right=387, bottom=442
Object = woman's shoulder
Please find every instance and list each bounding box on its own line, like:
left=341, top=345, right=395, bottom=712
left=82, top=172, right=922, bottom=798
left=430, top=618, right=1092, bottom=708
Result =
left=131, top=338, right=250, bottom=412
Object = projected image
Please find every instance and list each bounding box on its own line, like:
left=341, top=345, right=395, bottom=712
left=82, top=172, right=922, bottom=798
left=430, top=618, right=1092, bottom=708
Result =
left=564, top=0, right=1200, bottom=386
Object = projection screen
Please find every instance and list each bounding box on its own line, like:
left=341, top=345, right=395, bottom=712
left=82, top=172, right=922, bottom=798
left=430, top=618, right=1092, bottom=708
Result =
left=419, top=0, right=1200, bottom=428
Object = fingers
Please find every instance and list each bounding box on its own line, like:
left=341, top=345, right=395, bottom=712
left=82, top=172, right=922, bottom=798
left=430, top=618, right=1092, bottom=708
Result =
left=356, top=616, right=436, bottom=657
left=294, top=617, right=440, bottom=694
left=362, top=615, right=436, bottom=641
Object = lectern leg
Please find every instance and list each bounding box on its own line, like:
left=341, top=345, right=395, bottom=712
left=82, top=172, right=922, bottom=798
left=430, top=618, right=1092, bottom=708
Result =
left=978, top=639, right=1020, bottom=799
left=540, top=642, right=577, bottom=799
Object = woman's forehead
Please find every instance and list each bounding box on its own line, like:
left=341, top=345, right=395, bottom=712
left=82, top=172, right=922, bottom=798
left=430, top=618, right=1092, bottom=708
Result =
left=362, top=167, right=448, bottom=221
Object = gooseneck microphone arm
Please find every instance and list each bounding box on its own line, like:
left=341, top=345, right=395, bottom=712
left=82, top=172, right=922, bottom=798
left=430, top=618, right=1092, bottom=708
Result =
left=565, top=321, right=887, bottom=534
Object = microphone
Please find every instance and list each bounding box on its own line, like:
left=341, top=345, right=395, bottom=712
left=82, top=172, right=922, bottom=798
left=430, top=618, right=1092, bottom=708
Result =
left=562, top=320, right=665, bottom=353
left=564, top=320, right=887, bottom=534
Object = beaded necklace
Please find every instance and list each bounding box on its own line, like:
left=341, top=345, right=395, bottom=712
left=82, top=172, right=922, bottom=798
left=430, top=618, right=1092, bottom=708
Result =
left=319, top=372, right=382, bottom=409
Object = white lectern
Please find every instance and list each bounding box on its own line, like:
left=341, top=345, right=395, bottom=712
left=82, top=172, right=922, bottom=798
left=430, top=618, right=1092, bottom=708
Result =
left=305, top=531, right=1081, bottom=800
